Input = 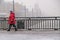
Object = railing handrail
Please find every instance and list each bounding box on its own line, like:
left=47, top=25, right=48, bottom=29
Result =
left=0, top=16, right=60, bottom=18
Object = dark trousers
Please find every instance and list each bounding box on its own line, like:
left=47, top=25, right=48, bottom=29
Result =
left=8, top=24, right=17, bottom=31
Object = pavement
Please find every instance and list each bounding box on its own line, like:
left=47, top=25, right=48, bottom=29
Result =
left=0, top=29, right=60, bottom=40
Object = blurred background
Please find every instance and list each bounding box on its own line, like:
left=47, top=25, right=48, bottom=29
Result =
left=0, top=0, right=60, bottom=17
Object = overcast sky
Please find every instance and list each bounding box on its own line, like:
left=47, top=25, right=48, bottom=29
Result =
left=0, top=0, right=60, bottom=17
left=4, top=0, right=36, bottom=10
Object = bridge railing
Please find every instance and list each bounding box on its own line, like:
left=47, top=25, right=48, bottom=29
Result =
left=0, top=17, right=60, bottom=30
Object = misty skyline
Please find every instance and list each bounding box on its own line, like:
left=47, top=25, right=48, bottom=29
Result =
left=0, top=0, right=41, bottom=17
left=0, top=0, right=60, bottom=17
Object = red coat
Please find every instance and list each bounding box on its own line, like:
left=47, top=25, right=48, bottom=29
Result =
left=8, top=12, right=16, bottom=24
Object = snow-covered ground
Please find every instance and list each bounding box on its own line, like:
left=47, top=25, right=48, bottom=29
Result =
left=0, top=30, right=60, bottom=40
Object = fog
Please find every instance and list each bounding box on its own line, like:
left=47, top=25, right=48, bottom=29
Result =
left=0, top=0, right=60, bottom=17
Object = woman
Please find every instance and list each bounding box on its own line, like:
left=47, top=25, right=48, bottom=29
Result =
left=7, top=11, right=17, bottom=31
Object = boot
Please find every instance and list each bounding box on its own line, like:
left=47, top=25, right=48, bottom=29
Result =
left=15, top=28, right=17, bottom=31
left=7, top=29, right=10, bottom=31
